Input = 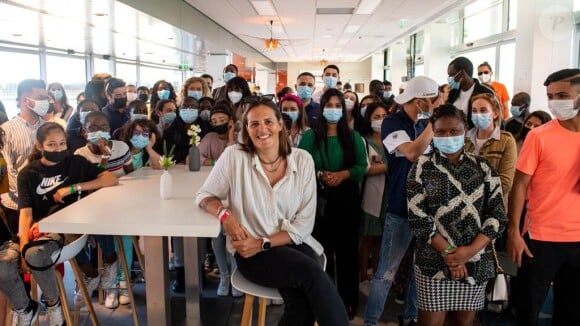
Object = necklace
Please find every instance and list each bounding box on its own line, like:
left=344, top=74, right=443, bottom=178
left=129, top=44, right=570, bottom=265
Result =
left=258, top=155, right=280, bottom=165
left=259, top=156, right=282, bottom=173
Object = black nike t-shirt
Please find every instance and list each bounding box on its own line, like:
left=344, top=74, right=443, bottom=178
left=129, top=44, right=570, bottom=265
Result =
left=17, top=155, right=102, bottom=222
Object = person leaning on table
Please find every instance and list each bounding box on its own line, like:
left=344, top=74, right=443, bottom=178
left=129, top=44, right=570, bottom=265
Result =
left=195, top=98, right=349, bottom=326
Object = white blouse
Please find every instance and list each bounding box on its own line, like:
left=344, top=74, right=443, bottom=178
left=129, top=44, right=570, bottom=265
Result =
left=195, top=145, right=322, bottom=255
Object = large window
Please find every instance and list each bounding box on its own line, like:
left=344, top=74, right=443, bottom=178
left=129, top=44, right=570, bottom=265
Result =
left=0, top=51, right=40, bottom=119
left=463, top=0, right=504, bottom=43
left=46, top=55, right=86, bottom=108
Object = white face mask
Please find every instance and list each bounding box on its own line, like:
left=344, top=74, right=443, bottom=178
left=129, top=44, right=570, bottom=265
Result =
left=371, top=120, right=383, bottom=132
left=548, top=99, right=578, bottom=121
left=127, top=92, right=138, bottom=103
left=345, top=99, right=355, bottom=111
left=228, top=91, right=243, bottom=104
left=479, top=73, right=491, bottom=83
left=27, top=98, right=50, bottom=116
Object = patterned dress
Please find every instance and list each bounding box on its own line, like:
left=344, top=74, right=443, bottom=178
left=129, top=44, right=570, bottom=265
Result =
left=407, top=150, right=507, bottom=311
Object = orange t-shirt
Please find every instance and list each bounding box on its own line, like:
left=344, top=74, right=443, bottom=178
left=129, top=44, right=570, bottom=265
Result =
left=516, top=119, right=580, bottom=242
left=490, top=81, right=510, bottom=119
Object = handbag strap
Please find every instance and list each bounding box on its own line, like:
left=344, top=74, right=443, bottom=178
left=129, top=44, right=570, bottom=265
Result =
left=490, top=240, right=504, bottom=274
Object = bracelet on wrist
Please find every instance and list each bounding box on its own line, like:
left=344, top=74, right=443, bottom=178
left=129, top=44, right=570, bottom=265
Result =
left=218, top=209, right=231, bottom=223
left=69, top=184, right=76, bottom=195
left=441, top=245, right=455, bottom=256
left=76, top=183, right=82, bottom=200
left=215, top=205, right=224, bottom=217
left=211, top=159, right=216, bottom=166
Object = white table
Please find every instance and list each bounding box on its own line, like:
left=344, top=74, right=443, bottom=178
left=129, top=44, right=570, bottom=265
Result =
left=40, top=166, right=220, bottom=326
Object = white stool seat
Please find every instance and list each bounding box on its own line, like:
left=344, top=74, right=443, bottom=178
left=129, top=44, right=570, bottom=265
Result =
left=54, top=234, right=88, bottom=263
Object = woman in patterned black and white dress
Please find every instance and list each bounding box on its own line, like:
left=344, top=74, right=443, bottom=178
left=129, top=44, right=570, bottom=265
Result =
left=406, top=104, right=507, bottom=326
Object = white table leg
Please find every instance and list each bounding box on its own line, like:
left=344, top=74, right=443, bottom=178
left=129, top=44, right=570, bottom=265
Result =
left=183, top=237, right=202, bottom=326
left=145, top=236, right=171, bottom=325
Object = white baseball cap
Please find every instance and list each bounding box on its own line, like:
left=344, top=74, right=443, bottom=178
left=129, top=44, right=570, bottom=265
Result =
left=394, top=76, right=439, bottom=104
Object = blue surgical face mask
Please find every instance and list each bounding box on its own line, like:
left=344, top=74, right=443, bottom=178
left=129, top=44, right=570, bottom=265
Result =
left=80, top=111, right=91, bottom=125
left=297, top=86, right=313, bottom=100
left=471, top=112, right=493, bottom=129
left=448, top=76, right=461, bottom=90
left=510, top=105, right=523, bottom=117
left=87, top=131, right=111, bottom=145
left=162, top=111, right=176, bottom=125
left=131, top=113, right=148, bottom=122
left=224, top=72, right=236, bottom=83
left=179, top=108, right=199, bottom=124
left=323, top=76, right=338, bottom=89
left=285, top=111, right=299, bottom=122
left=323, top=108, right=342, bottom=123
left=157, top=89, right=170, bottom=100
left=433, top=135, right=465, bottom=154
left=187, top=90, right=203, bottom=100
left=51, top=89, right=63, bottom=101
left=130, top=134, right=149, bottom=149
left=384, top=91, right=392, bottom=98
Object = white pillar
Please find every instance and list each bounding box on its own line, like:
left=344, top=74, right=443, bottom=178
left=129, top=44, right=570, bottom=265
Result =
left=514, top=0, right=575, bottom=110
left=389, top=41, right=408, bottom=93
left=423, top=22, right=452, bottom=85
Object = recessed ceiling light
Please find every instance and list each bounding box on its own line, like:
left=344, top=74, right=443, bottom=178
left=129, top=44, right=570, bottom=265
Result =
left=355, top=0, right=382, bottom=15
left=316, top=8, right=354, bottom=15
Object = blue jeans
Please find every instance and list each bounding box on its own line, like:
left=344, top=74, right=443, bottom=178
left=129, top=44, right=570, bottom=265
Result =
left=364, top=213, right=417, bottom=325
left=75, top=235, right=116, bottom=266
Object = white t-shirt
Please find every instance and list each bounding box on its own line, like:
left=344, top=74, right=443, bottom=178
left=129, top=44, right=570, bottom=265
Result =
left=453, top=84, right=475, bottom=114
left=74, top=140, right=132, bottom=177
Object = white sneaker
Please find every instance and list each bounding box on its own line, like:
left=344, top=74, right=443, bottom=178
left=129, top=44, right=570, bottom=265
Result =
left=119, top=281, right=130, bottom=305
left=74, top=274, right=101, bottom=306
left=12, top=300, right=39, bottom=326
left=105, top=289, right=119, bottom=309
left=100, top=259, right=119, bottom=289
left=46, top=300, right=65, bottom=326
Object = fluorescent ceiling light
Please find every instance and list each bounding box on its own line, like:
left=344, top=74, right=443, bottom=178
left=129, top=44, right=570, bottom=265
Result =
left=344, top=25, right=360, bottom=33
left=251, top=1, right=277, bottom=16
left=322, top=34, right=333, bottom=39
left=316, top=8, right=354, bottom=15
left=355, top=0, right=382, bottom=14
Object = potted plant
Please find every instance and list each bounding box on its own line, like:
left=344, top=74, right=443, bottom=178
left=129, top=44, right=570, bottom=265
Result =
left=159, top=141, right=175, bottom=199
left=187, top=124, right=202, bottom=171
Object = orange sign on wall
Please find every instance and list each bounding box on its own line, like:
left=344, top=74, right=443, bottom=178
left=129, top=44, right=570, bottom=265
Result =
left=232, top=53, right=254, bottom=81
left=276, top=70, right=287, bottom=94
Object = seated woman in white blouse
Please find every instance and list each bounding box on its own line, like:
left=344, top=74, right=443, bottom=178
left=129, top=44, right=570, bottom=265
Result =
left=196, top=99, right=349, bottom=326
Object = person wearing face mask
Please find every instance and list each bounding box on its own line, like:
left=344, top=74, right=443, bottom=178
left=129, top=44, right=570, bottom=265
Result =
left=136, top=86, right=150, bottom=103
left=343, top=90, right=362, bottom=131
left=198, top=97, right=215, bottom=138
left=358, top=102, right=389, bottom=284
left=504, top=92, right=531, bottom=137
left=407, top=104, right=506, bottom=326
left=299, top=88, right=367, bottom=320
left=515, top=110, right=551, bottom=153
left=150, top=80, right=177, bottom=117
left=507, top=69, right=580, bottom=326
left=201, top=73, right=214, bottom=94
left=279, top=94, right=309, bottom=147
left=126, top=84, right=138, bottom=103
left=43, top=92, right=67, bottom=129
left=225, top=76, right=252, bottom=122
left=446, top=57, right=495, bottom=129
left=358, top=95, right=382, bottom=120
left=180, top=77, right=211, bottom=104
left=66, top=100, right=99, bottom=153
left=0, top=79, right=48, bottom=235
left=152, top=99, right=178, bottom=139
left=477, top=62, right=510, bottom=120
left=295, top=72, right=321, bottom=130
left=154, top=97, right=201, bottom=165
left=364, top=76, right=441, bottom=326
left=212, top=64, right=239, bottom=101
left=369, top=80, right=386, bottom=100
left=465, top=93, right=516, bottom=208
left=311, top=64, right=340, bottom=103
left=101, top=78, right=130, bottom=136
left=111, top=100, right=149, bottom=140
left=47, top=82, right=73, bottom=122
left=84, top=79, right=108, bottom=110
left=121, top=118, right=161, bottom=171
left=13, top=122, right=118, bottom=325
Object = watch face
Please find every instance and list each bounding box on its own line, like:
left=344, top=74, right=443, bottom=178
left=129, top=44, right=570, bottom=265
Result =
left=262, top=240, right=271, bottom=251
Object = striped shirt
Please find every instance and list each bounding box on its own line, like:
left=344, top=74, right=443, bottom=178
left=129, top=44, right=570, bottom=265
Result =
left=0, top=116, right=45, bottom=210
left=74, top=140, right=132, bottom=177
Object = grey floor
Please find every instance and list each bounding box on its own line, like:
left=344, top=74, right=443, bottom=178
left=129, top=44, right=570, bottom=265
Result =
left=34, top=262, right=406, bottom=326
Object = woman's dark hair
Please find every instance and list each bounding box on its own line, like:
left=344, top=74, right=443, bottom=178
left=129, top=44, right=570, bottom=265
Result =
left=478, top=61, right=493, bottom=72
left=0, top=99, right=5, bottom=113
left=152, top=99, right=177, bottom=124
left=28, top=122, right=66, bottom=161
left=150, top=80, right=177, bottom=114
left=121, top=118, right=160, bottom=149
left=226, top=77, right=252, bottom=103
left=517, top=111, right=552, bottom=141
left=240, top=100, right=291, bottom=158
left=48, top=82, right=73, bottom=118
left=128, top=100, right=148, bottom=115
left=429, top=104, right=467, bottom=126
left=361, top=102, right=389, bottom=136
left=359, top=95, right=382, bottom=106
left=315, top=88, right=355, bottom=168
left=84, top=79, right=106, bottom=109
left=77, top=99, right=99, bottom=112
left=277, top=87, right=293, bottom=101
left=344, top=90, right=363, bottom=132
left=83, top=111, right=109, bottom=128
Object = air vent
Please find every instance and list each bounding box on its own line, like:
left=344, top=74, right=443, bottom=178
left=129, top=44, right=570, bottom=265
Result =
left=316, top=8, right=354, bottom=15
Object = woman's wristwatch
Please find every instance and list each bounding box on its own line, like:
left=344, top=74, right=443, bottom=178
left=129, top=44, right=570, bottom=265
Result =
left=261, top=238, right=271, bottom=251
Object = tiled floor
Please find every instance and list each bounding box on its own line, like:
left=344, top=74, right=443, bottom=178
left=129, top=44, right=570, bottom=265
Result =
left=33, top=262, right=538, bottom=326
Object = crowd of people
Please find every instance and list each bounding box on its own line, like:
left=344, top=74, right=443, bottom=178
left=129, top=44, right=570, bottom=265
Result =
left=0, top=58, right=578, bottom=326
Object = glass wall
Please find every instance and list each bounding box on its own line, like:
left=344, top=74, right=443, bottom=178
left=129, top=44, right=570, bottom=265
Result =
left=46, top=55, right=86, bottom=108
left=0, top=51, right=41, bottom=118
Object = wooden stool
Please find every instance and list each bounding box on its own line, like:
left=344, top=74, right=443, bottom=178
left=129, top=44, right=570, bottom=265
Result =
left=132, top=236, right=145, bottom=279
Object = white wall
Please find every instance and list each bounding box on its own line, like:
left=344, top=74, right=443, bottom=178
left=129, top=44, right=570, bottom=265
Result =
left=287, top=59, right=373, bottom=98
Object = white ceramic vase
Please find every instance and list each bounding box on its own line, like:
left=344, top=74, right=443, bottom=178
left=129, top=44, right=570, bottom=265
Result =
left=160, top=170, right=173, bottom=199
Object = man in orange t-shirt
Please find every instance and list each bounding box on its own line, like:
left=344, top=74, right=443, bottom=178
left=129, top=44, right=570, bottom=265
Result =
left=477, top=62, right=510, bottom=119
left=507, top=68, right=580, bottom=325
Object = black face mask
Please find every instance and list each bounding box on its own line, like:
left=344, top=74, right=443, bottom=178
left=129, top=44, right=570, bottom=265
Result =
left=138, top=94, right=149, bottom=102
left=43, top=150, right=68, bottom=163
left=113, top=97, right=127, bottom=109
left=212, top=123, right=229, bottom=135
left=519, top=126, right=531, bottom=140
